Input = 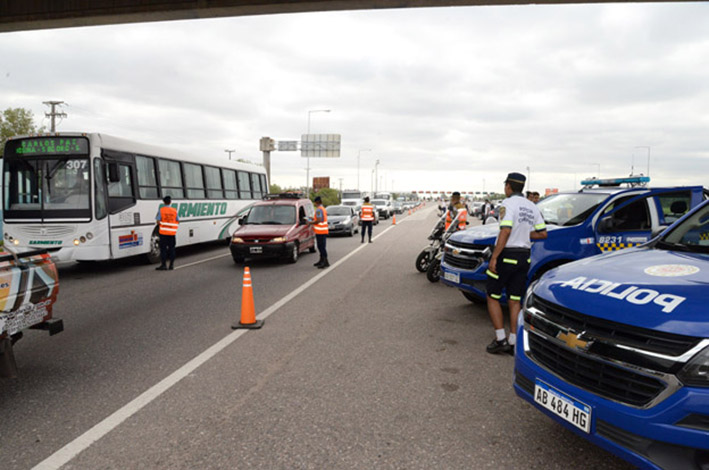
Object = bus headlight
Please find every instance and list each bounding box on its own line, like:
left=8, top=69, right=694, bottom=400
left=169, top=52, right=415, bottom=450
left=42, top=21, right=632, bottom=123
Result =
left=80, top=236, right=87, bottom=243
left=12, top=239, right=19, bottom=246
left=86, top=232, right=94, bottom=240
left=73, top=239, right=80, bottom=246
left=3, top=233, right=8, bottom=240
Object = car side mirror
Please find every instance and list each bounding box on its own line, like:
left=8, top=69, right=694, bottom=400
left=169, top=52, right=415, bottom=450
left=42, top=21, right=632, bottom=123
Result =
left=238, top=218, right=245, bottom=226
left=300, top=218, right=307, bottom=226
left=107, top=162, right=121, bottom=183
left=599, top=217, right=614, bottom=233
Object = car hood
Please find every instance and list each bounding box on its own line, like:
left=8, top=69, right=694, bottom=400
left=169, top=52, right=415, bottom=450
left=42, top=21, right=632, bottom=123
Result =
left=450, top=223, right=562, bottom=245
left=534, top=247, right=709, bottom=337
left=233, top=224, right=293, bottom=238
left=328, top=215, right=351, bottom=223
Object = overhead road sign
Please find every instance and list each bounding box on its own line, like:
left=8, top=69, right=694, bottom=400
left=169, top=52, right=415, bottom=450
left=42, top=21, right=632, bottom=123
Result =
left=301, top=134, right=341, bottom=158
left=278, top=141, right=298, bottom=151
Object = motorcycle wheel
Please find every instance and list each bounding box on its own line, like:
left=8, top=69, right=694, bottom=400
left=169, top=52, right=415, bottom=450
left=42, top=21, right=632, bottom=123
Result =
left=415, top=251, right=430, bottom=272
left=426, top=259, right=441, bottom=283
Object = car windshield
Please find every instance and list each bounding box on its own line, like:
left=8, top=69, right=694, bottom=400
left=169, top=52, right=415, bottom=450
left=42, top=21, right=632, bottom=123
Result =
left=657, top=203, right=709, bottom=254
left=372, top=200, right=386, bottom=206
left=327, top=207, right=351, bottom=216
left=342, top=201, right=357, bottom=206
left=246, top=205, right=296, bottom=225
left=536, top=193, right=608, bottom=226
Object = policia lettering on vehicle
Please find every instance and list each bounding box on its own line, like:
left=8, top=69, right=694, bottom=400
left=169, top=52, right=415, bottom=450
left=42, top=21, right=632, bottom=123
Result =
left=445, top=191, right=468, bottom=231
left=359, top=197, right=375, bottom=243
left=155, top=196, right=180, bottom=270
left=311, top=196, right=330, bottom=269
left=486, top=172, right=547, bottom=354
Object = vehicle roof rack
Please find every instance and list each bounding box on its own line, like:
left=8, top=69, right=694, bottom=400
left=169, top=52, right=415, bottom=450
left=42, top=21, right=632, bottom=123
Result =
left=580, top=175, right=650, bottom=188
left=263, top=192, right=305, bottom=200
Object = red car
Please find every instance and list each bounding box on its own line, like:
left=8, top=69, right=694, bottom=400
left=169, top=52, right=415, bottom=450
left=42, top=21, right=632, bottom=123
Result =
left=229, top=194, right=316, bottom=264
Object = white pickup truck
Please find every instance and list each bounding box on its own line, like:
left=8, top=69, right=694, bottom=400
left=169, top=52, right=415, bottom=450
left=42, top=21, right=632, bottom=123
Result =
left=0, top=249, right=62, bottom=377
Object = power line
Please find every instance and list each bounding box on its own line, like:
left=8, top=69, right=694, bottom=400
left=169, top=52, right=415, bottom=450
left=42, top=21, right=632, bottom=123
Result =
left=43, top=100, right=67, bottom=132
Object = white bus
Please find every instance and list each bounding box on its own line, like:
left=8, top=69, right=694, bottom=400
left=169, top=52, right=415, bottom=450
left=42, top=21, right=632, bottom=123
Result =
left=2, top=133, right=267, bottom=263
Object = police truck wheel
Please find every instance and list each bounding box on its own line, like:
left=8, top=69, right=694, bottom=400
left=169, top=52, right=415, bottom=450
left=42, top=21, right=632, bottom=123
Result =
left=415, top=251, right=430, bottom=273
left=145, top=232, right=161, bottom=264
left=461, top=291, right=485, bottom=304
left=286, top=243, right=299, bottom=264
left=426, top=259, right=441, bottom=283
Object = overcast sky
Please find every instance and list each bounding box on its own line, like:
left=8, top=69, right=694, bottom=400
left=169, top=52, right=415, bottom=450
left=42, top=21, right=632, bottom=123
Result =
left=1, top=2, right=708, bottom=195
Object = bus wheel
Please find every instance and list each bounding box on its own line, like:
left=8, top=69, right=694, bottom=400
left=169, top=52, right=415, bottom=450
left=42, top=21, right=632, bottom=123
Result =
left=145, top=232, right=161, bottom=264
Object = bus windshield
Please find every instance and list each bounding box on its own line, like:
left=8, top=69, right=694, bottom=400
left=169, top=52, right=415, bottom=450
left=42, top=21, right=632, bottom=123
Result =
left=4, top=157, right=91, bottom=216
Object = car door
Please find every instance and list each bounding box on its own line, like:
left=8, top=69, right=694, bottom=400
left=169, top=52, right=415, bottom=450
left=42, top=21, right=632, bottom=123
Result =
left=594, top=192, right=656, bottom=252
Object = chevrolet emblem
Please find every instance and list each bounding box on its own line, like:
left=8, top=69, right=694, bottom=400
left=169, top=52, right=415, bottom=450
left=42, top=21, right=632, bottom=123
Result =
left=452, top=249, right=460, bottom=255
left=556, top=331, right=591, bottom=351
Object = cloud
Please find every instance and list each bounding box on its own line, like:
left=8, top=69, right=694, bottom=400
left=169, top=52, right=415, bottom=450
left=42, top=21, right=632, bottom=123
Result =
left=1, top=3, right=709, bottom=193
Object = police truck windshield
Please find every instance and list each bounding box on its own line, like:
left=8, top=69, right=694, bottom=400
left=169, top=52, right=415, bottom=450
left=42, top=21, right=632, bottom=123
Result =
left=658, top=203, right=709, bottom=253
left=245, top=205, right=296, bottom=225
left=536, top=193, right=608, bottom=226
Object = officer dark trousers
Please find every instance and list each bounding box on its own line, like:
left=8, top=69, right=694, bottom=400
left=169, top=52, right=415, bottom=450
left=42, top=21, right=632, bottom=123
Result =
left=316, top=234, right=328, bottom=260
left=361, top=221, right=373, bottom=242
left=159, top=234, right=176, bottom=268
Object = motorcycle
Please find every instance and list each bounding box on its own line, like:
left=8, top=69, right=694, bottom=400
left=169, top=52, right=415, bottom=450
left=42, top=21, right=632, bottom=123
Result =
left=425, top=212, right=465, bottom=283
left=415, top=212, right=447, bottom=274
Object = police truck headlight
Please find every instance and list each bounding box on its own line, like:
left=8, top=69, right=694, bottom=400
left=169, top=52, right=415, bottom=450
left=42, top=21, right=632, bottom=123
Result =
left=678, top=346, right=709, bottom=387
left=271, top=237, right=287, bottom=243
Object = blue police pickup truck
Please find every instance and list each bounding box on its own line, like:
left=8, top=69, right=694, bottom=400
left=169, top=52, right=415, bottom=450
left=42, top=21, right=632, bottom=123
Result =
left=514, top=198, right=709, bottom=470
left=440, top=177, right=708, bottom=303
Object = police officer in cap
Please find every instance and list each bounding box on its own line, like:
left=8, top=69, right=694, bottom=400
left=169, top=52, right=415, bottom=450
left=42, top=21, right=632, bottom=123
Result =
left=485, top=172, right=547, bottom=354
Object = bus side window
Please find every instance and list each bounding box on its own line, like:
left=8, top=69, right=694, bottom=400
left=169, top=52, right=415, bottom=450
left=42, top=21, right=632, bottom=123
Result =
left=94, top=159, right=108, bottom=220
left=222, top=169, right=238, bottom=200
left=238, top=171, right=252, bottom=199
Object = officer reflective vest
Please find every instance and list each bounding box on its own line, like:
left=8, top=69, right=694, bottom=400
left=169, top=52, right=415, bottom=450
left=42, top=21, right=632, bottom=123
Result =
left=158, top=205, right=179, bottom=236
left=360, top=203, right=375, bottom=222
left=445, top=203, right=467, bottom=231
left=313, top=206, right=329, bottom=235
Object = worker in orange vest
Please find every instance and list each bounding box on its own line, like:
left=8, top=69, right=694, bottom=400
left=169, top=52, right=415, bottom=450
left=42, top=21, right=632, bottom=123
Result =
left=359, top=196, right=375, bottom=244
left=445, top=192, right=468, bottom=231
left=155, top=195, right=180, bottom=270
left=311, top=196, right=330, bottom=269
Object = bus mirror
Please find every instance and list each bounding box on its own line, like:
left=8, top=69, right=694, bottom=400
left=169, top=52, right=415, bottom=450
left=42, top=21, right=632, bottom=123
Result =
left=108, top=163, right=121, bottom=183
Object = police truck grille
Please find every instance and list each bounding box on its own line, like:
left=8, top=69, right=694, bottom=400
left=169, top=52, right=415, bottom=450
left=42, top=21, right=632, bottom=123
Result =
left=443, top=240, right=488, bottom=270
left=527, top=333, right=665, bottom=407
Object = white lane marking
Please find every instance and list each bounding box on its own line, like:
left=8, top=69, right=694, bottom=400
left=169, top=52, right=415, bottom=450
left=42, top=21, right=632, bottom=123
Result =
left=33, top=224, right=398, bottom=470
left=174, top=253, right=231, bottom=270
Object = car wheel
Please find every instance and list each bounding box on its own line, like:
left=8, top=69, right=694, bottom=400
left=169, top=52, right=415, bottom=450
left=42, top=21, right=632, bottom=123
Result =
left=461, top=291, right=485, bottom=304
left=309, top=244, right=316, bottom=253
left=426, top=259, right=441, bottom=283
left=415, top=251, right=430, bottom=273
left=145, top=230, right=161, bottom=264
left=286, top=243, right=299, bottom=264
left=348, top=226, right=354, bottom=237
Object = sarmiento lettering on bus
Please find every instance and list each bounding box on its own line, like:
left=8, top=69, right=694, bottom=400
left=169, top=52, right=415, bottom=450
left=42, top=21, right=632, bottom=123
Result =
left=175, top=202, right=228, bottom=218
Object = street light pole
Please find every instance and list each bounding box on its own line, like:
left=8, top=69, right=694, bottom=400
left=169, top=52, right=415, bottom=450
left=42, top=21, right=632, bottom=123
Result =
left=225, top=149, right=235, bottom=160
left=305, top=109, right=331, bottom=196
left=357, top=148, right=372, bottom=193
left=374, top=159, right=380, bottom=194
left=526, top=166, right=531, bottom=192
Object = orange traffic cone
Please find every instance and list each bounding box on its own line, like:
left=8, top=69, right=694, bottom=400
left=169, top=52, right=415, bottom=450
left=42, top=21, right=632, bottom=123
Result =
left=408, top=209, right=412, bottom=216
left=232, top=267, right=264, bottom=329
left=392, top=214, right=397, bottom=225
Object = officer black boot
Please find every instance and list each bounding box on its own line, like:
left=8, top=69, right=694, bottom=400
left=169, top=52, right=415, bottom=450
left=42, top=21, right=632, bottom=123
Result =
left=317, top=257, right=330, bottom=269
left=155, top=264, right=167, bottom=271
left=168, top=262, right=174, bottom=270
left=313, top=256, right=323, bottom=267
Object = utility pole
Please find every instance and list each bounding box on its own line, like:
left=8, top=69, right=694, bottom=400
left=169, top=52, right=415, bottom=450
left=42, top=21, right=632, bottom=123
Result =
left=225, top=149, right=235, bottom=160
left=43, top=101, right=67, bottom=132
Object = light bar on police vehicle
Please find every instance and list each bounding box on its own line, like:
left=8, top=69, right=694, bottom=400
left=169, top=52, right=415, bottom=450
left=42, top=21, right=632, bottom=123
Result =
left=580, top=176, right=650, bottom=187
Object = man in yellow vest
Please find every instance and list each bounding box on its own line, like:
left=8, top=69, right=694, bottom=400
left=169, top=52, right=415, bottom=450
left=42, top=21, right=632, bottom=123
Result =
left=311, top=196, right=330, bottom=269
left=359, top=196, right=375, bottom=244
left=155, top=195, right=180, bottom=271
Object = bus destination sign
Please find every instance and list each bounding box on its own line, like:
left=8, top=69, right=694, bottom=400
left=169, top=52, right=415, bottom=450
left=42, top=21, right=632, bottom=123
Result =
left=8, top=137, right=89, bottom=157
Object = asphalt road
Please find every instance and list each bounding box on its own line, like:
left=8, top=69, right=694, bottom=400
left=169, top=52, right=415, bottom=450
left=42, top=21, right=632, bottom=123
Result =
left=0, top=206, right=633, bottom=470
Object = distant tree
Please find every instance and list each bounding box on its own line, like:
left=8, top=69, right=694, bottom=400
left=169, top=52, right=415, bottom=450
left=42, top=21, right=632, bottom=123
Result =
left=312, top=188, right=340, bottom=206
left=0, top=107, right=44, bottom=154
left=269, top=183, right=283, bottom=194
